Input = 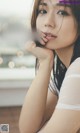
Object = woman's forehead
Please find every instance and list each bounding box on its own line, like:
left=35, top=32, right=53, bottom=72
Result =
left=39, top=0, right=71, bottom=8
left=40, top=0, right=61, bottom=5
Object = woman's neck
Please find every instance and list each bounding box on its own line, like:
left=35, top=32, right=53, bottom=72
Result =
left=55, top=44, right=75, bottom=68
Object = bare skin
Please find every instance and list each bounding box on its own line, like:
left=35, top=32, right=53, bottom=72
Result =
left=19, top=42, right=80, bottom=133
left=19, top=41, right=58, bottom=133
left=19, top=0, right=80, bottom=132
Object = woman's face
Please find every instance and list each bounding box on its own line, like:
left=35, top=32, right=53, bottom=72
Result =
left=36, top=0, right=78, bottom=50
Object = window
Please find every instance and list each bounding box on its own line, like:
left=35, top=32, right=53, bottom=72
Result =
left=0, top=0, right=35, bottom=88
left=0, top=0, right=35, bottom=69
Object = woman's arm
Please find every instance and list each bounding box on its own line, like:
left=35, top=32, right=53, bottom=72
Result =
left=19, top=60, right=52, bottom=133
left=38, top=109, right=80, bottom=133
left=39, top=89, right=58, bottom=130
left=19, top=41, right=55, bottom=133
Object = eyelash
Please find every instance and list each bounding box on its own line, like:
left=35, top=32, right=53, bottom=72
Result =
left=57, top=10, right=69, bottom=16
left=38, top=9, right=47, bottom=14
left=38, top=9, right=69, bottom=16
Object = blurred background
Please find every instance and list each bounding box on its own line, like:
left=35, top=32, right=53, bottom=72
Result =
left=0, top=0, right=35, bottom=133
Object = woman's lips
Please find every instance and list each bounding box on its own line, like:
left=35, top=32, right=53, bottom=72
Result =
left=46, top=35, right=57, bottom=40
left=42, top=32, right=57, bottom=41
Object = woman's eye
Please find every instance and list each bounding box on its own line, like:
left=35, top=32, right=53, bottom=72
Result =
left=57, top=10, right=69, bottom=16
left=38, top=9, right=47, bottom=14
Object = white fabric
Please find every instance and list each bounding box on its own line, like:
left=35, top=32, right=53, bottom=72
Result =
left=56, top=74, right=80, bottom=110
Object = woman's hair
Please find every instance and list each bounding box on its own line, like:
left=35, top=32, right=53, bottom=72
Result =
left=31, top=0, right=80, bottom=35
left=31, top=0, right=41, bottom=31
left=31, top=0, right=80, bottom=71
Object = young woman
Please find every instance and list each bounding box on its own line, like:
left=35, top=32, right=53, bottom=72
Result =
left=19, top=0, right=80, bottom=132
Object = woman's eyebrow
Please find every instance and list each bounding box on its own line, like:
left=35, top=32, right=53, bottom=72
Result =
left=55, top=3, right=71, bottom=8
left=39, top=2, right=47, bottom=7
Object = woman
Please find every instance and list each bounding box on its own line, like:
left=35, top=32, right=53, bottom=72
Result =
left=19, top=0, right=80, bottom=132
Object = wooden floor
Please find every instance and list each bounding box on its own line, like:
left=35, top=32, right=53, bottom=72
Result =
left=0, top=107, right=80, bottom=133
left=0, top=106, right=22, bottom=133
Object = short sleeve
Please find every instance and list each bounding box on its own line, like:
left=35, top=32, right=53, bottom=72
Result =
left=56, top=74, right=80, bottom=110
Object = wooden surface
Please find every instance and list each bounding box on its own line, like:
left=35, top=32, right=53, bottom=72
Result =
left=0, top=106, right=22, bottom=133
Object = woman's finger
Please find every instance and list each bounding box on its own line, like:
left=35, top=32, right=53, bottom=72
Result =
left=39, top=38, right=46, bottom=45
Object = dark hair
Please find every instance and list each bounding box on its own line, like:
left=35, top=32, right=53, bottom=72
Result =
left=69, top=0, right=80, bottom=35
left=31, top=0, right=80, bottom=34
left=31, top=0, right=80, bottom=70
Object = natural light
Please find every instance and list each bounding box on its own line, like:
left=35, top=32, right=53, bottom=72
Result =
left=0, top=0, right=35, bottom=107
left=0, top=0, right=33, bottom=16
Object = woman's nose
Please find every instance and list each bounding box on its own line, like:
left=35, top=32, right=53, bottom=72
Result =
left=44, top=12, right=55, bottom=28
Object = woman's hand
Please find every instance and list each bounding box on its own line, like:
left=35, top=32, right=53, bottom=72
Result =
left=19, top=32, right=55, bottom=133
left=25, top=40, right=54, bottom=69
left=39, top=31, right=49, bottom=45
